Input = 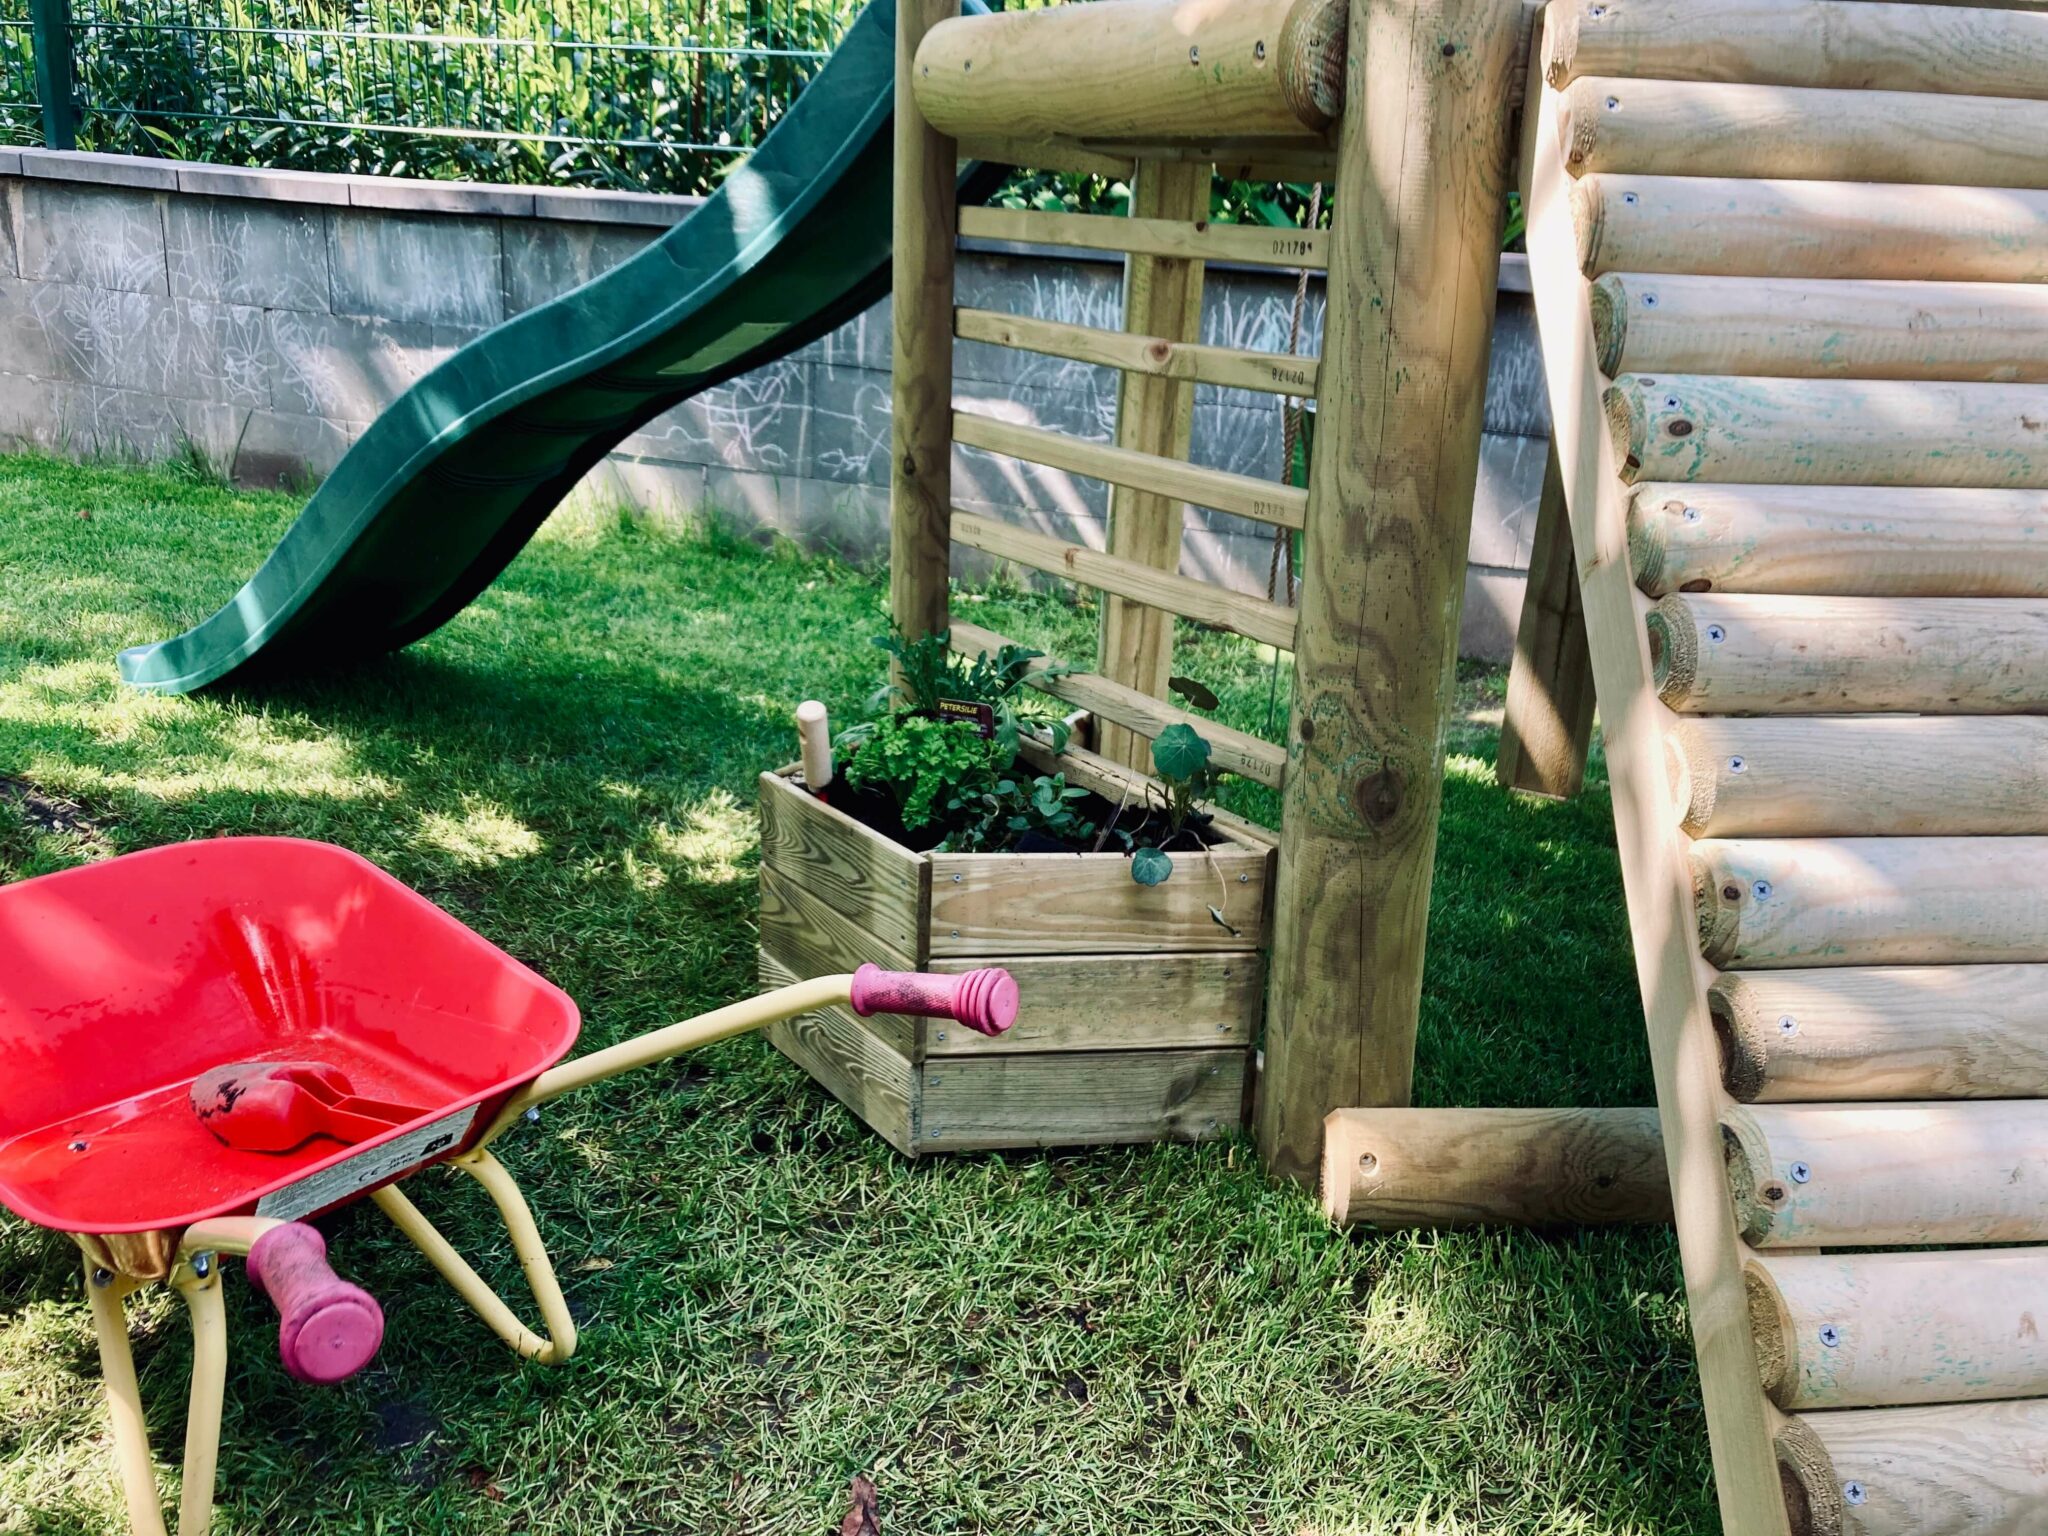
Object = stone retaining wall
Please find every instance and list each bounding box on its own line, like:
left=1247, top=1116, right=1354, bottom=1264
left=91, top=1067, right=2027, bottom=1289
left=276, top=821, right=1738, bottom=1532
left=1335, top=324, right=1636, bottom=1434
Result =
left=0, top=149, right=1551, bottom=658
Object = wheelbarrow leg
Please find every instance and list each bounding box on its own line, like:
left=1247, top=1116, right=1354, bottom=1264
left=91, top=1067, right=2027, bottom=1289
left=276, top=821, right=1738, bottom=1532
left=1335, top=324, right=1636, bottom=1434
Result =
left=84, top=1257, right=227, bottom=1536
left=370, top=1147, right=577, bottom=1365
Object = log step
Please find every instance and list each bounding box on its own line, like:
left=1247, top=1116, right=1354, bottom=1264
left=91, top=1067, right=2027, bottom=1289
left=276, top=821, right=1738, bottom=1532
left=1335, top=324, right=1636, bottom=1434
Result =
left=1628, top=484, right=2048, bottom=600
left=1545, top=0, right=2048, bottom=101
left=1778, top=1399, right=2048, bottom=1536
left=1667, top=717, right=2048, bottom=838
left=1723, top=1101, right=2048, bottom=1247
left=1713, top=965, right=2048, bottom=1102
left=1648, top=593, right=2048, bottom=716
left=1749, top=1250, right=2048, bottom=1411
left=1594, top=274, right=2048, bottom=384
left=1691, top=837, right=2048, bottom=970
left=1572, top=174, right=2048, bottom=284
left=1603, top=374, right=2048, bottom=489
left=1559, top=77, right=2048, bottom=190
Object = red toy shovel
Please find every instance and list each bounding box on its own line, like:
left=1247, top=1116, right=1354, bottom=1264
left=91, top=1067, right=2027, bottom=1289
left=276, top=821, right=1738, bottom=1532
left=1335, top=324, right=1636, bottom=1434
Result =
left=189, top=1062, right=428, bottom=1154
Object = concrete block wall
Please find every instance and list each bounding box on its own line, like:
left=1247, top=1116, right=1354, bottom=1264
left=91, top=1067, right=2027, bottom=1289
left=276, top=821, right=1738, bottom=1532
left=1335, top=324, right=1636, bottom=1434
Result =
left=0, top=150, right=1550, bottom=659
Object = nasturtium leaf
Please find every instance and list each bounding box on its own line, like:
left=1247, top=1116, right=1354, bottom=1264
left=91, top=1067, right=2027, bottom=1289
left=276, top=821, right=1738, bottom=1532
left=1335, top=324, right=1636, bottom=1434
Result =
left=1131, top=846, right=1173, bottom=886
left=1151, top=723, right=1212, bottom=782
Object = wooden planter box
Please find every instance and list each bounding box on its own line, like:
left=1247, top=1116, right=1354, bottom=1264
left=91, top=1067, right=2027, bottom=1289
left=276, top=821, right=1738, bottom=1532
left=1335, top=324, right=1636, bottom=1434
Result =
left=757, top=762, right=1271, bottom=1155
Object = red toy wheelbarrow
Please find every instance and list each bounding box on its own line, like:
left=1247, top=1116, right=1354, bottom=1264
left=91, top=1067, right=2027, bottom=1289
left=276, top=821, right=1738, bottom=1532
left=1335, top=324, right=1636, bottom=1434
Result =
left=0, top=837, right=1017, bottom=1536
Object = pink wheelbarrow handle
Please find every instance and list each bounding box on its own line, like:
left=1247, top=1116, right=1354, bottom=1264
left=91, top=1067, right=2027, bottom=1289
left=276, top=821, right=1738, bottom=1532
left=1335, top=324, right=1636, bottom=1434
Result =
left=849, top=964, right=1019, bottom=1037
left=246, top=1223, right=385, bottom=1384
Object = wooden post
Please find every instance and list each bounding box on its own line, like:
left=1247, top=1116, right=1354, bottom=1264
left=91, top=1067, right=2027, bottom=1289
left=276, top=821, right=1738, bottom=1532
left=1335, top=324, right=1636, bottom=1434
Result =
left=1255, top=0, right=1524, bottom=1183
left=888, top=0, right=961, bottom=647
left=1098, top=160, right=1210, bottom=772
left=1497, top=444, right=1595, bottom=798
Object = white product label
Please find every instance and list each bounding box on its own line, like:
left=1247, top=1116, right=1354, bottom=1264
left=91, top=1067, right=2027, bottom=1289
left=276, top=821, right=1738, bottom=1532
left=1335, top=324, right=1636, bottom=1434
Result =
left=255, top=1105, right=478, bottom=1222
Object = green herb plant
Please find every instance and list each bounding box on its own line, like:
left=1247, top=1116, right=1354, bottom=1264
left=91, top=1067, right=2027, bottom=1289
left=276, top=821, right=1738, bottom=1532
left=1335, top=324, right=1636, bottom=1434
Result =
left=839, top=712, right=1006, bottom=831
left=1122, top=724, right=1218, bottom=887
left=867, top=625, right=1072, bottom=755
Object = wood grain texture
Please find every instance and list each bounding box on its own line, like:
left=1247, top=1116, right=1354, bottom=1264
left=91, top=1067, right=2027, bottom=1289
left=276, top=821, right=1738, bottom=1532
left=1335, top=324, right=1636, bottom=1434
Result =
left=1497, top=446, right=1596, bottom=799
left=1546, top=0, right=2048, bottom=96
left=959, top=205, right=1329, bottom=269
left=1561, top=77, right=2048, bottom=190
left=1781, top=1399, right=2048, bottom=1536
left=1594, top=274, right=2048, bottom=383
left=1628, top=484, right=2048, bottom=599
left=758, top=771, right=928, bottom=960
left=889, top=0, right=961, bottom=646
left=950, top=620, right=1286, bottom=787
left=925, top=952, right=1262, bottom=1055
left=1667, top=717, right=2048, bottom=838
left=1320, top=1106, right=1669, bottom=1227
left=760, top=950, right=917, bottom=1157
left=1604, top=375, right=2048, bottom=489
left=1256, top=0, right=1523, bottom=1183
left=1572, top=174, right=2048, bottom=283
left=1015, top=736, right=1282, bottom=850
left=1648, top=593, right=2048, bottom=715
left=951, top=512, right=1299, bottom=649
left=1521, top=21, right=1792, bottom=1527
left=956, top=307, right=1321, bottom=397
left=1748, top=1250, right=2048, bottom=1410
left=912, top=0, right=1345, bottom=144
left=1099, top=158, right=1210, bottom=774
left=917, top=1046, right=1245, bottom=1150
left=1692, top=836, right=2048, bottom=969
left=1724, top=1100, right=2048, bottom=1247
left=1713, top=963, right=2048, bottom=1102
left=927, top=844, right=1269, bottom=956
left=758, top=865, right=918, bottom=1058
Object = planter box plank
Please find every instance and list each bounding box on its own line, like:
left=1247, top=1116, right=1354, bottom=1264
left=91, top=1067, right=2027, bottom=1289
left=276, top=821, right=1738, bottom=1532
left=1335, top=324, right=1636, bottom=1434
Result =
left=760, top=950, right=916, bottom=1155
left=759, top=771, right=928, bottom=960
left=927, top=847, right=1268, bottom=955
left=924, top=953, right=1261, bottom=1055
left=919, top=1048, right=1247, bottom=1151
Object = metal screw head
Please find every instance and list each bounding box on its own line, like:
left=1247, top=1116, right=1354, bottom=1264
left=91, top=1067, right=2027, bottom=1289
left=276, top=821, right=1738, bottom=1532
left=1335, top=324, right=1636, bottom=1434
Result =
left=191, top=1252, right=213, bottom=1279
left=91, top=1267, right=114, bottom=1289
left=1588, top=4, right=1606, bottom=14
left=1843, top=1482, right=1867, bottom=1506
left=1605, top=95, right=1621, bottom=110
left=1790, top=1160, right=1812, bottom=1184
left=1641, top=292, right=1659, bottom=308
left=1705, top=624, right=1728, bottom=644
left=1753, top=879, right=1773, bottom=900
left=68, top=1139, right=87, bottom=1152
left=1253, top=39, right=1266, bottom=60
left=1188, top=44, right=1199, bottom=63
left=524, top=1106, right=541, bottom=1124
left=1238, top=873, right=1249, bottom=883
left=1664, top=394, right=1681, bottom=410
left=1778, top=1015, right=1799, bottom=1037
left=1622, top=191, right=1640, bottom=205
left=953, top=872, right=963, bottom=883
left=1819, top=1323, right=1841, bottom=1348
left=935, top=1030, right=948, bottom=1041
left=1727, top=756, right=1746, bottom=774
left=1682, top=504, right=1702, bottom=522
left=1358, top=1152, right=1379, bottom=1175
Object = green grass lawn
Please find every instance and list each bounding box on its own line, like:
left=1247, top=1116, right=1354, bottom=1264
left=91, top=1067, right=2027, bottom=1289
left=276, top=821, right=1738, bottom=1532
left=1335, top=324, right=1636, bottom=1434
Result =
left=0, top=453, right=1706, bottom=1535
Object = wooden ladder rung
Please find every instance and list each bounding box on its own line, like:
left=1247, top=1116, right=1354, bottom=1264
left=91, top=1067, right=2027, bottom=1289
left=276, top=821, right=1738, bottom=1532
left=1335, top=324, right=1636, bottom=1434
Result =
left=955, top=308, right=1320, bottom=398
left=949, top=619, right=1287, bottom=787
left=1647, top=593, right=2048, bottom=715
left=959, top=205, right=1329, bottom=271
left=1570, top=173, right=2048, bottom=284
left=1778, top=1398, right=2048, bottom=1536
left=1749, top=1250, right=2048, bottom=1412
left=952, top=512, right=1299, bottom=651
left=1559, top=77, right=2048, bottom=190
left=1545, top=0, right=2048, bottom=100
left=1692, top=835, right=2048, bottom=971
left=1724, top=1100, right=2048, bottom=1248
left=954, top=409, right=1308, bottom=530
left=1629, top=483, right=2048, bottom=599
left=1712, top=964, right=2048, bottom=1104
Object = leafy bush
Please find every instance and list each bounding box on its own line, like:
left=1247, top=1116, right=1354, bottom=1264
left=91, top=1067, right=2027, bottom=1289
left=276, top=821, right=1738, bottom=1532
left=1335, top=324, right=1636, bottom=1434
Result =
left=840, top=711, right=1006, bottom=831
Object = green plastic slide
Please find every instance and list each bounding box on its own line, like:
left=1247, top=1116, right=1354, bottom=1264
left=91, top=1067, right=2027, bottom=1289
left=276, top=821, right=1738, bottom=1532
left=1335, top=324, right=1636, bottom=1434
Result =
left=121, top=0, right=992, bottom=694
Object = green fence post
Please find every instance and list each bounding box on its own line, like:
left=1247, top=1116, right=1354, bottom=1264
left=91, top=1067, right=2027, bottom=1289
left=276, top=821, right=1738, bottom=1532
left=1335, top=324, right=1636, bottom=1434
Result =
left=30, top=0, right=77, bottom=151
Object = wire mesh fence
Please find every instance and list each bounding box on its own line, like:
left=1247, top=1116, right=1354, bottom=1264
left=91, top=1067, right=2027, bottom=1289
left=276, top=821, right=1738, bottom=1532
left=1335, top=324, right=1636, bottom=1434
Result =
left=7, top=0, right=865, bottom=193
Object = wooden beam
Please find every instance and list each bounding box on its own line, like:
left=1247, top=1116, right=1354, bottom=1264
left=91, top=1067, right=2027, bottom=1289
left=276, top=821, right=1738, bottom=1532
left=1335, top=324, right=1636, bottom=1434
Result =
left=949, top=619, right=1286, bottom=787
left=953, top=411, right=1306, bottom=530
left=955, top=307, right=1320, bottom=398
left=1320, top=1106, right=1669, bottom=1227
left=1545, top=0, right=2048, bottom=98
left=1571, top=173, right=2048, bottom=283
left=959, top=205, right=1328, bottom=270
left=1779, top=1400, right=2048, bottom=1536
left=889, top=0, right=961, bottom=647
left=950, top=512, right=1299, bottom=650
left=1497, top=446, right=1595, bottom=799
left=911, top=0, right=1346, bottom=145
left=1559, top=77, right=2048, bottom=190
left=1255, top=0, right=1523, bottom=1184
left=1521, top=13, right=1791, bottom=1526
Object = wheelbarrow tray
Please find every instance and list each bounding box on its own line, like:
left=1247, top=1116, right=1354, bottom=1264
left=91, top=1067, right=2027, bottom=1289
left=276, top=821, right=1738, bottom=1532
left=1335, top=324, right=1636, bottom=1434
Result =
left=0, top=838, right=580, bottom=1234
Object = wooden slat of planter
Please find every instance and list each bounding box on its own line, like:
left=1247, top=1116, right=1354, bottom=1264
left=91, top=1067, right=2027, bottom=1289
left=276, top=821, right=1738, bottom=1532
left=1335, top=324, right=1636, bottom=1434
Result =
left=758, top=865, right=918, bottom=1058
left=760, top=950, right=917, bottom=1156
left=958, top=205, right=1329, bottom=270
left=924, top=952, right=1262, bottom=1055
left=927, top=845, right=1269, bottom=956
left=955, top=307, right=1322, bottom=398
left=916, top=1047, right=1246, bottom=1150
left=1017, top=736, right=1281, bottom=852
left=950, top=619, right=1287, bottom=787
left=758, top=770, right=929, bottom=962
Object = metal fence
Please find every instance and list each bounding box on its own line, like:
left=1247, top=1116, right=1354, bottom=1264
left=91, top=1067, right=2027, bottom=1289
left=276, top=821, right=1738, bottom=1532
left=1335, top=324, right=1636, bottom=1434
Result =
left=1, top=0, right=864, bottom=194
